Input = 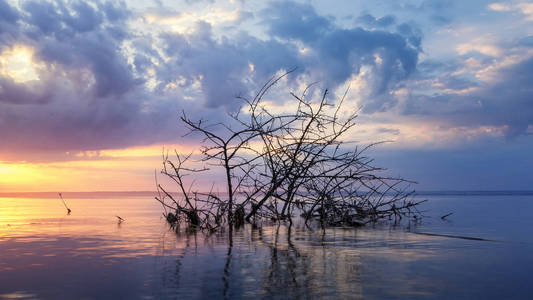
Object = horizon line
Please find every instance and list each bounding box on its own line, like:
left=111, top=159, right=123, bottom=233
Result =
left=1, top=190, right=533, bottom=198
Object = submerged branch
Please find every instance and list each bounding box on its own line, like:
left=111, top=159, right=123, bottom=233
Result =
left=58, top=192, right=71, bottom=215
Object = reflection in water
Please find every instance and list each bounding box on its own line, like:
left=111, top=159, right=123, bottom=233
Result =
left=162, top=224, right=366, bottom=299
left=1, top=195, right=533, bottom=299
left=0, top=292, right=38, bottom=299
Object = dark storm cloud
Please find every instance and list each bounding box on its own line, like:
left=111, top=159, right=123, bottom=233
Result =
left=21, top=0, right=137, bottom=97
left=396, top=23, right=422, bottom=50
left=151, top=1, right=421, bottom=111
left=0, top=77, right=54, bottom=104
left=156, top=21, right=300, bottom=109
left=262, top=1, right=333, bottom=43
left=262, top=1, right=421, bottom=112
left=0, top=0, right=137, bottom=105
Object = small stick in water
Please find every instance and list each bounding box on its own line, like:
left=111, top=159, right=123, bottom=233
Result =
left=58, top=193, right=71, bottom=215
left=441, top=212, right=453, bottom=220
left=116, top=216, right=125, bottom=224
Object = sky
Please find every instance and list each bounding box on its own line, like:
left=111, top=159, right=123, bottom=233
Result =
left=0, top=0, right=532, bottom=192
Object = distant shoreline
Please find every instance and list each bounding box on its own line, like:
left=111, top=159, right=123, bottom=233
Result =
left=1, top=190, right=533, bottom=198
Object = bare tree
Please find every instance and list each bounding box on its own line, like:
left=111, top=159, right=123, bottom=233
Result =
left=156, top=72, right=424, bottom=231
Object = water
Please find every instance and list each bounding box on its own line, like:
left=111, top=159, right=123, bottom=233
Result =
left=1, top=193, right=532, bottom=299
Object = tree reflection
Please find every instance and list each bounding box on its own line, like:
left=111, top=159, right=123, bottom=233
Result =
left=167, top=224, right=364, bottom=299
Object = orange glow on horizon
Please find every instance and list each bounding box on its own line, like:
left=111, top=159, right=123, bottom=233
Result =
left=0, top=144, right=200, bottom=192
left=0, top=159, right=155, bottom=192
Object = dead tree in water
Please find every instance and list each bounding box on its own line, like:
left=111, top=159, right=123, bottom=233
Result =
left=157, top=72, right=424, bottom=231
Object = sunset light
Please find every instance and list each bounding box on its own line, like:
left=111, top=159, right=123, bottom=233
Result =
left=0, top=45, right=40, bottom=83
left=1, top=0, right=532, bottom=298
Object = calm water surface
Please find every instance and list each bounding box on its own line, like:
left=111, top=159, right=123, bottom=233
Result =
left=1, top=193, right=532, bottom=299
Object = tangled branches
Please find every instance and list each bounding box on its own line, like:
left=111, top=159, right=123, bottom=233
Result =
left=156, top=73, right=425, bottom=231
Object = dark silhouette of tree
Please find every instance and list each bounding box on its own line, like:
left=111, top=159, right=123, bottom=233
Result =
left=156, top=72, right=424, bottom=231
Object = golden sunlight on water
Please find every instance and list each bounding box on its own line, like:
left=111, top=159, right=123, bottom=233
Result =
left=0, top=196, right=176, bottom=258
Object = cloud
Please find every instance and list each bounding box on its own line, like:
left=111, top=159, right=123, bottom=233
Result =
left=150, top=1, right=421, bottom=112
left=397, top=0, right=454, bottom=25
left=262, top=1, right=421, bottom=112
left=488, top=3, right=512, bottom=12
left=517, top=35, right=533, bottom=47
left=23, top=1, right=138, bottom=97
left=0, top=0, right=426, bottom=162
left=517, top=3, right=533, bottom=21
left=357, top=13, right=396, bottom=28
left=0, top=0, right=20, bottom=46
left=0, top=76, right=54, bottom=104
left=434, top=74, right=479, bottom=94
left=143, top=7, right=252, bottom=33
left=0, top=1, right=151, bottom=158
left=155, top=21, right=300, bottom=109
left=261, top=1, right=333, bottom=43
left=456, top=37, right=503, bottom=57
left=489, top=2, right=533, bottom=21
left=7, top=0, right=529, bottom=166
left=0, top=0, right=531, bottom=192
left=0, top=0, right=19, bottom=24
left=403, top=55, right=533, bottom=138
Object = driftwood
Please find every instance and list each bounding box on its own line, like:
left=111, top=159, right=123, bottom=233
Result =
left=156, top=72, right=424, bottom=231
left=116, top=216, right=125, bottom=224
left=58, top=192, right=71, bottom=215
left=412, top=232, right=496, bottom=242
left=441, top=212, right=453, bottom=220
